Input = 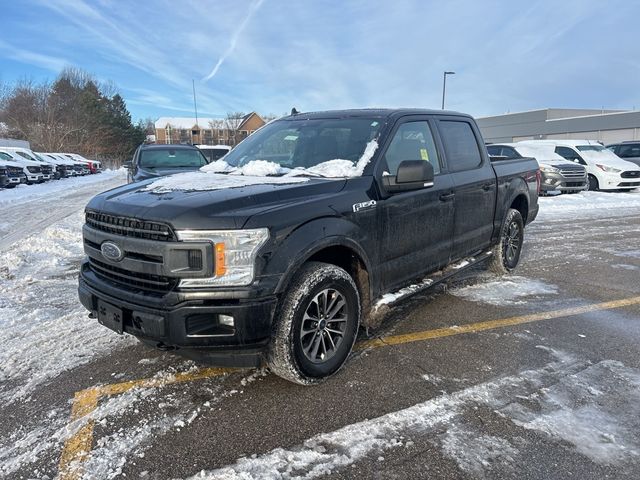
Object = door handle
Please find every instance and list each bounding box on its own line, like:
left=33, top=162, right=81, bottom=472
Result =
left=439, top=192, right=455, bottom=201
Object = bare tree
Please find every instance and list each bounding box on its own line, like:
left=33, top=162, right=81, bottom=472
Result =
left=224, top=111, right=246, bottom=146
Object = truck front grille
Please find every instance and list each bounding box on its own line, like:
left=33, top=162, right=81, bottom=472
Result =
left=559, top=167, right=585, bottom=178
left=41, top=165, right=52, bottom=175
left=621, top=171, right=640, bottom=179
left=86, top=210, right=176, bottom=241
left=88, top=257, right=177, bottom=293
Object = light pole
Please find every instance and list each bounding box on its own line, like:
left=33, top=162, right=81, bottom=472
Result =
left=442, top=71, right=455, bottom=109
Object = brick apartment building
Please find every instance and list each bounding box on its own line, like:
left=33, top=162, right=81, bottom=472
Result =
left=154, top=112, right=266, bottom=146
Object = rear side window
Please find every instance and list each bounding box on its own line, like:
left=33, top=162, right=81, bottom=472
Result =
left=439, top=121, right=482, bottom=172
left=618, top=144, right=640, bottom=158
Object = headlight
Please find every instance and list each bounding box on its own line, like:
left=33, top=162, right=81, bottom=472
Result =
left=539, top=164, right=559, bottom=173
left=596, top=164, right=621, bottom=173
left=176, top=228, right=269, bottom=287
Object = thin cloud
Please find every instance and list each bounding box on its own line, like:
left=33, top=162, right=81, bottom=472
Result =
left=202, top=0, right=265, bottom=82
left=0, top=39, right=69, bottom=72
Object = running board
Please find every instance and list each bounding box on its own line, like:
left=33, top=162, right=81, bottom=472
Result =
left=373, top=250, right=493, bottom=311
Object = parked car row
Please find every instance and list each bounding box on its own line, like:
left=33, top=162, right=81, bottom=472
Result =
left=0, top=147, right=102, bottom=189
left=487, top=139, right=640, bottom=194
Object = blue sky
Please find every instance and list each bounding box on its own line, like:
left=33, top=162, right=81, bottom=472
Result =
left=1, top=0, right=638, bottom=121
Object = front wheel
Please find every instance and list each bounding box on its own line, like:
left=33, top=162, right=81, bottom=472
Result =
left=586, top=175, right=599, bottom=191
left=489, top=208, right=524, bottom=274
left=268, top=261, right=361, bottom=385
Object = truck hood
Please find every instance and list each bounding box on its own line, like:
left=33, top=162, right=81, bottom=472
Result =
left=86, top=176, right=347, bottom=230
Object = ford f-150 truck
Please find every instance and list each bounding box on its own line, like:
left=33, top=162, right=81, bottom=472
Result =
left=79, top=109, right=539, bottom=384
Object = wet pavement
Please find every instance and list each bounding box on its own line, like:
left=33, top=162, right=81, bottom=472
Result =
left=2, top=192, right=640, bottom=479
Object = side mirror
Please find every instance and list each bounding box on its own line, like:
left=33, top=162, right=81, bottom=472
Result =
left=123, top=160, right=133, bottom=169
left=382, top=160, right=434, bottom=193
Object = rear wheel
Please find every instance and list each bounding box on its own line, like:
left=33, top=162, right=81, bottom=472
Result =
left=268, top=261, right=360, bottom=385
left=586, top=174, right=599, bottom=191
left=489, top=208, right=524, bottom=274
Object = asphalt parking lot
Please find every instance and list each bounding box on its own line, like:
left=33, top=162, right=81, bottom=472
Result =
left=2, top=186, right=640, bottom=479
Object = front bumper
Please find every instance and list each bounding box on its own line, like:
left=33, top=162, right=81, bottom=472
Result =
left=79, top=264, right=277, bottom=367
left=26, top=173, right=44, bottom=183
left=540, top=171, right=587, bottom=192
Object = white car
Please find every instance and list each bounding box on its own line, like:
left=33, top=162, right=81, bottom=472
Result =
left=196, top=144, right=232, bottom=163
left=0, top=148, right=45, bottom=184
left=519, top=139, right=640, bottom=191
left=4, top=147, right=55, bottom=181
left=0, top=155, right=27, bottom=188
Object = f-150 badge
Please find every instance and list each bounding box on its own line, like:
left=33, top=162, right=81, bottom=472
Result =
left=352, top=200, right=377, bottom=212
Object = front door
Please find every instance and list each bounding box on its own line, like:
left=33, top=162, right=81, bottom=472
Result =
left=376, top=118, right=455, bottom=292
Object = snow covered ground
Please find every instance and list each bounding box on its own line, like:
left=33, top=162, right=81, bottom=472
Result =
left=0, top=181, right=639, bottom=478
left=190, top=349, right=640, bottom=479
left=0, top=169, right=125, bottom=207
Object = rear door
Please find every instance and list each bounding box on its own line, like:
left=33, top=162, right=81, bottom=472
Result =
left=376, top=117, right=455, bottom=291
left=436, top=118, right=497, bottom=259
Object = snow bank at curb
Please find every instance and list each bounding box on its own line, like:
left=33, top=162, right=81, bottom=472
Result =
left=0, top=168, right=126, bottom=207
left=0, top=211, right=134, bottom=404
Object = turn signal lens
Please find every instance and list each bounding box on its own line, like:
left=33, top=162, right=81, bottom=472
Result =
left=215, top=243, right=226, bottom=276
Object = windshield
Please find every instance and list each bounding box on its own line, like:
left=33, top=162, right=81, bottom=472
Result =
left=222, top=117, right=382, bottom=172
left=577, top=145, right=605, bottom=152
left=16, top=151, right=37, bottom=161
left=200, top=148, right=230, bottom=162
left=0, top=152, right=14, bottom=161
left=139, top=148, right=208, bottom=168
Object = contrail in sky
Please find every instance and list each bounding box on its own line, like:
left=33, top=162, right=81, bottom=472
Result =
left=203, top=0, right=266, bottom=82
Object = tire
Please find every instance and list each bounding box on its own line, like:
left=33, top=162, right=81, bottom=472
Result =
left=268, top=261, right=361, bottom=385
left=489, top=208, right=524, bottom=274
left=586, top=175, right=599, bottom=191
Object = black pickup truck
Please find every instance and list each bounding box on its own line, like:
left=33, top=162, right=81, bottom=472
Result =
left=79, top=109, right=539, bottom=384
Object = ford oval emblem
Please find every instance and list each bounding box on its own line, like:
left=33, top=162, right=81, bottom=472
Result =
left=101, top=241, right=124, bottom=262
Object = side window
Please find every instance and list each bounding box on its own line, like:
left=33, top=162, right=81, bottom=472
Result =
left=503, top=147, right=521, bottom=159
left=486, top=145, right=501, bottom=157
left=618, top=145, right=640, bottom=158
left=438, top=121, right=482, bottom=172
left=383, top=121, right=440, bottom=175
left=555, top=146, right=585, bottom=164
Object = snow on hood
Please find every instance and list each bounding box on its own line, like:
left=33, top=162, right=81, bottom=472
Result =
left=143, top=139, right=379, bottom=192
left=141, top=172, right=308, bottom=194
left=579, top=149, right=640, bottom=169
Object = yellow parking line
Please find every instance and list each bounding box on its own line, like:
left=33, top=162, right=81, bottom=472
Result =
left=58, top=367, right=234, bottom=479
left=57, top=295, right=640, bottom=479
left=357, top=295, right=640, bottom=350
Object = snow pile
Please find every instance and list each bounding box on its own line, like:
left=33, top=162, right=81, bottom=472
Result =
left=0, top=168, right=126, bottom=206
left=201, top=159, right=235, bottom=173
left=0, top=212, right=135, bottom=403
left=538, top=190, right=640, bottom=220
left=231, top=160, right=289, bottom=177
left=287, top=140, right=380, bottom=179
left=187, top=353, right=640, bottom=478
left=449, top=275, right=558, bottom=306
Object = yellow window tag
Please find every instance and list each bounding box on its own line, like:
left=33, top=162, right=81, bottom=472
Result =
left=420, top=148, right=429, bottom=161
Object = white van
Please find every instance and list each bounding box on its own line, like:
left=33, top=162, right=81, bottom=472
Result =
left=519, top=140, right=640, bottom=191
